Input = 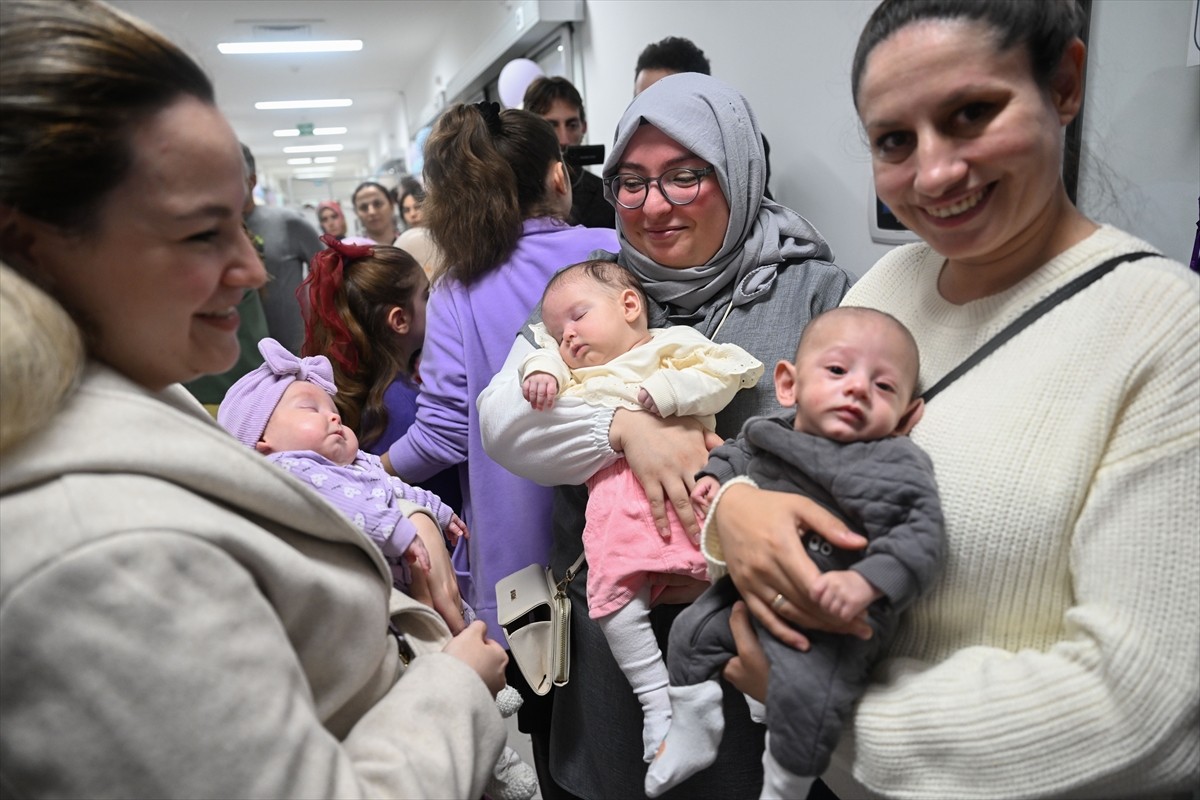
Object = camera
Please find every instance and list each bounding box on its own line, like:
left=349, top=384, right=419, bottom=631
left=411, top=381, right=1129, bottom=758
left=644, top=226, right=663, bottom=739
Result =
left=563, top=144, right=605, bottom=168
left=563, top=144, right=605, bottom=188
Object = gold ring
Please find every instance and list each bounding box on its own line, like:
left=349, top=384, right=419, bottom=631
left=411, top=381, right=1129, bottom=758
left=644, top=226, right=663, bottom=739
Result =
left=771, top=592, right=787, bottom=612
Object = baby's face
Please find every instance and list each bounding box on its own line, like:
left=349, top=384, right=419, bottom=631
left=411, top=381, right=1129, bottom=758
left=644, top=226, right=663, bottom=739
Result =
left=788, top=315, right=918, bottom=443
left=542, top=277, right=644, bottom=370
left=258, top=381, right=359, bottom=465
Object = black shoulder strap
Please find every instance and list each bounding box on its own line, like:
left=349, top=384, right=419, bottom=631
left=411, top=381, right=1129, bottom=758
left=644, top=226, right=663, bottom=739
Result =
left=920, top=251, right=1157, bottom=403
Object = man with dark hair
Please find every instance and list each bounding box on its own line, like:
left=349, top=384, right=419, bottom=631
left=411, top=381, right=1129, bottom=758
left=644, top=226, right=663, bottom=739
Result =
left=524, top=77, right=615, bottom=229
left=240, top=143, right=322, bottom=354
left=633, top=36, right=711, bottom=96
left=632, top=37, right=773, bottom=200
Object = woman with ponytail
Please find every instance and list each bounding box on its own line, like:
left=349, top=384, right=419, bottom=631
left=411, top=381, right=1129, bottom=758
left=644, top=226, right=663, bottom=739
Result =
left=382, top=101, right=617, bottom=796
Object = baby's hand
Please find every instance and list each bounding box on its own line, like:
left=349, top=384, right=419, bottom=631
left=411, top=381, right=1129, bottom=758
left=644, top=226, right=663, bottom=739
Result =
left=404, top=535, right=432, bottom=575
left=690, top=476, right=720, bottom=519
left=523, top=372, right=559, bottom=411
left=445, top=513, right=469, bottom=547
left=811, top=570, right=883, bottom=623
left=637, top=387, right=662, bottom=417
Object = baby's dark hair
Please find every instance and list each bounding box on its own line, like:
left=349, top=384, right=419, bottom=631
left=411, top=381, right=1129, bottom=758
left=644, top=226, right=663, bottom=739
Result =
left=796, top=307, right=921, bottom=397
left=542, top=260, right=648, bottom=319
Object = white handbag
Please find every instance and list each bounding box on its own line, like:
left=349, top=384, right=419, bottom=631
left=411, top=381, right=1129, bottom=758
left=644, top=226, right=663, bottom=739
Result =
left=495, top=554, right=584, bottom=696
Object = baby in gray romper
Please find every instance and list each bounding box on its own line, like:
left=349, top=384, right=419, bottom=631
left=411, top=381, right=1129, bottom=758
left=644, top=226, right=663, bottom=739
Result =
left=645, top=307, right=945, bottom=800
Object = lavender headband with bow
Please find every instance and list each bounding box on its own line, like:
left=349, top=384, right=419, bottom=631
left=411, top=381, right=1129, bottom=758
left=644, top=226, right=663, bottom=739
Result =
left=217, top=337, right=339, bottom=449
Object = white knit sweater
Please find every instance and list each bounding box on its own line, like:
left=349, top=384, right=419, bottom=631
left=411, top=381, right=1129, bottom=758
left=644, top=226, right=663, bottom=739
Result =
left=822, top=226, right=1199, bottom=799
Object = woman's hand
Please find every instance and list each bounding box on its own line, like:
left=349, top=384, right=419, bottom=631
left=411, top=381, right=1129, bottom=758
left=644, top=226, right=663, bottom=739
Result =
left=443, top=620, right=508, bottom=697
left=722, top=601, right=768, bottom=703
left=610, top=408, right=724, bottom=539
left=410, top=513, right=467, bottom=634
left=714, top=484, right=872, bottom=649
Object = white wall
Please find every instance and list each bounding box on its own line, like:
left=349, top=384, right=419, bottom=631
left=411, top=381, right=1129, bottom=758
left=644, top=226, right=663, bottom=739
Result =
left=576, top=0, right=886, bottom=277
left=567, top=0, right=1197, bottom=275
left=1077, top=0, right=1199, bottom=264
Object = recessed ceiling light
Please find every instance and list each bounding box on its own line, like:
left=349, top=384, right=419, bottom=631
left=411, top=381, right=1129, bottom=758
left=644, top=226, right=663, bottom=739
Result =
left=273, top=126, right=348, bottom=137
left=255, top=99, right=352, bottom=110
left=286, top=157, right=313, bottom=165
left=283, top=144, right=344, bottom=153
left=219, top=40, right=362, bottom=55
left=313, top=156, right=338, bottom=164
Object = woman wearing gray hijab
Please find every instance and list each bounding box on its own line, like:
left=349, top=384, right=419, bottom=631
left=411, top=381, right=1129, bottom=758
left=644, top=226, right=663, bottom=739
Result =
left=480, top=73, right=853, bottom=799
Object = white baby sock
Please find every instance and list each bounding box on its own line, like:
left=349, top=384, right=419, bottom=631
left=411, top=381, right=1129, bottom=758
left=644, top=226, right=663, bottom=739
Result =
left=644, top=680, right=725, bottom=797
left=760, top=734, right=815, bottom=800
left=484, top=685, right=538, bottom=800
left=597, top=587, right=672, bottom=761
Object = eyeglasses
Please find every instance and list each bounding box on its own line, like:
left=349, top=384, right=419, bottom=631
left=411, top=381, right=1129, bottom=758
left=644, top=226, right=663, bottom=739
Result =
left=604, top=166, right=715, bottom=210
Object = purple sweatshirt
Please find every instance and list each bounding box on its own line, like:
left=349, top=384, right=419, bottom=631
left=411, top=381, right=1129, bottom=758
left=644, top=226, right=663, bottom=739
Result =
left=388, top=217, right=618, bottom=642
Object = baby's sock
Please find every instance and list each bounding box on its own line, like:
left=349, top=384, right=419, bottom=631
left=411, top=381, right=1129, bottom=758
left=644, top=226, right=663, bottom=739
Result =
left=759, top=734, right=815, bottom=800
left=597, top=588, right=671, bottom=761
left=644, top=680, right=725, bottom=797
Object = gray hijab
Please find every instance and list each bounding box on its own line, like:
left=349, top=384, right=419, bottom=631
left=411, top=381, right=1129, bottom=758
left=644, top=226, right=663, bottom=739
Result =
left=603, top=73, right=833, bottom=313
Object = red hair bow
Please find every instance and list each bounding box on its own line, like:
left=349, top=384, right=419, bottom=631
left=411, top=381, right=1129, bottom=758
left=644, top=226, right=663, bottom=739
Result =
left=300, top=234, right=376, bottom=374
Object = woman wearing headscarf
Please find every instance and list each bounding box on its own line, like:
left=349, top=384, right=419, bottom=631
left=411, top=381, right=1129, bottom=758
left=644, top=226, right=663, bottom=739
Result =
left=480, top=73, right=853, bottom=799
left=316, top=200, right=348, bottom=240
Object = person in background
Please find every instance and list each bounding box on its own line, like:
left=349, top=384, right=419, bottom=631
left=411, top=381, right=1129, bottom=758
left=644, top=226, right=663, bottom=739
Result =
left=383, top=100, right=618, bottom=800
left=317, top=200, right=348, bottom=240
left=242, top=143, right=322, bottom=355
left=400, top=185, right=425, bottom=230
left=710, top=1, right=1199, bottom=797
left=0, top=2, right=508, bottom=798
left=479, top=73, right=851, bottom=799
left=395, top=183, right=446, bottom=278
left=633, top=37, right=773, bottom=201
left=524, top=76, right=615, bottom=230
left=351, top=180, right=399, bottom=244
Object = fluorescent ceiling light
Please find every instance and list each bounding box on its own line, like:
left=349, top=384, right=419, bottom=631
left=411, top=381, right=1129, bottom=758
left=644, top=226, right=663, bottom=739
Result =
left=273, top=126, right=348, bottom=137
left=286, top=157, right=313, bottom=165
left=313, top=157, right=338, bottom=164
left=282, top=144, right=344, bottom=153
left=219, top=40, right=362, bottom=55
left=255, top=99, right=352, bottom=110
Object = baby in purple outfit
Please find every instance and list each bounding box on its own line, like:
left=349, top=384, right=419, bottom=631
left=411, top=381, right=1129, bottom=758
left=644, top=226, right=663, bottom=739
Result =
left=218, top=338, right=467, bottom=607
left=218, top=338, right=538, bottom=800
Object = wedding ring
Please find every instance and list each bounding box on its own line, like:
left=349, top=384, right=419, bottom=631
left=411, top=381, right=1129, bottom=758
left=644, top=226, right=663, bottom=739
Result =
left=771, top=592, right=787, bottom=612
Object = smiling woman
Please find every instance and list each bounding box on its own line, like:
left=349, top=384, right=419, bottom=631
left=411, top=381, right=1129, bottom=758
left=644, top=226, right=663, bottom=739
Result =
left=0, top=1, right=507, bottom=797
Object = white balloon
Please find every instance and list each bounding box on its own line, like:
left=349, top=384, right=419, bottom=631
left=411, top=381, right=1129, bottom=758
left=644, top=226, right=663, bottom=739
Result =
left=498, top=58, right=545, bottom=109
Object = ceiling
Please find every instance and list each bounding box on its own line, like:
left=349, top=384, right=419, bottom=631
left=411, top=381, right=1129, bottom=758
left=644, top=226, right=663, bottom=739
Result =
left=109, top=0, right=492, bottom=199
